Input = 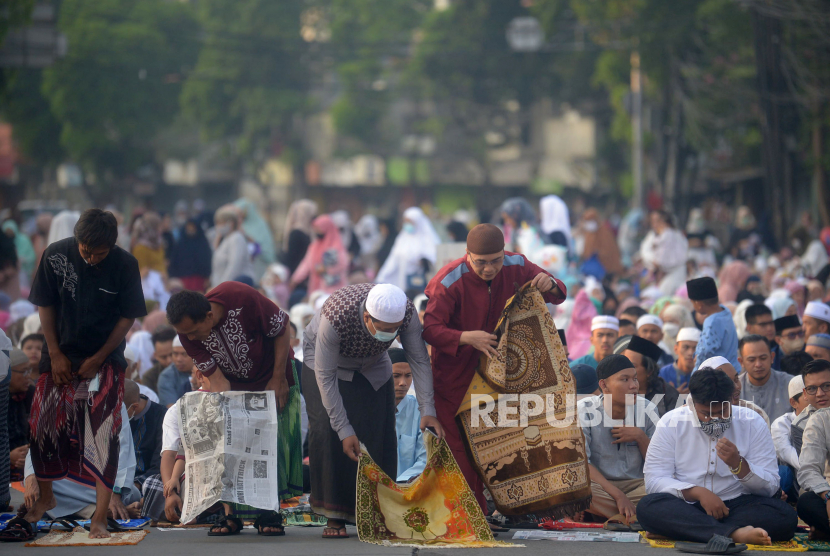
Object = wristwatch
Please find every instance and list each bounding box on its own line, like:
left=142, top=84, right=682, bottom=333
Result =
left=823, top=491, right=830, bottom=502
left=112, top=486, right=122, bottom=495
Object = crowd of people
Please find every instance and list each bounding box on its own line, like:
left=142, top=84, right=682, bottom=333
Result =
left=0, top=194, right=829, bottom=547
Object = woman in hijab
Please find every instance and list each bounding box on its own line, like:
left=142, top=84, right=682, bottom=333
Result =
left=375, top=207, right=440, bottom=293
left=235, top=198, right=276, bottom=267
left=354, top=214, right=383, bottom=275
left=282, top=199, right=318, bottom=274
left=718, top=261, right=751, bottom=303
left=766, top=295, right=797, bottom=320
left=660, top=303, right=696, bottom=353
left=640, top=210, right=688, bottom=296
left=168, top=219, right=213, bottom=292
left=131, top=212, right=167, bottom=276
left=500, top=197, right=544, bottom=255
left=331, top=210, right=360, bottom=261
left=211, top=205, right=255, bottom=287
left=578, top=208, right=623, bottom=278
left=729, top=206, right=762, bottom=261
left=291, top=215, right=349, bottom=295
left=30, top=213, right=52, bottom=273
left=2, top=220, right=35, bottom=286
left=565, top=289, right=597, bottom=360
left=539, top=194, right=571, bottom=249
left=46, top=210, right=80, bottom=246
left=791, top=226, right=829, bottom=278
left=375, top=217, right=397, bottom=269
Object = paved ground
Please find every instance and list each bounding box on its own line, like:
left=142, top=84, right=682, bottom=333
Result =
left=2, top=490, right=807, bottom=555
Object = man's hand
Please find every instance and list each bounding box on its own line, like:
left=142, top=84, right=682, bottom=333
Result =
left=10, top=445, right=29, bottom=469
left=611, top=427, right=646, bottom=445
left=460, top=331, right=499, bottom=358
left=342, top=435, right=361, bottom=462
left=676, top=383, right=690, bottom=395
left=24, top=474, right=40, bottom=509
left=530, top=272, right=555, bottom=293
left=163, top=478, right=180, bottom=498
left=265, top=373, right=290, bottom=413
left=165, top=493, right=183, bottom=523
left=698, top=488, right=729, bottom=520
left=716, top=438, right=741, bottom=470
left=420, top=416, right=445, bottom=439
left=108, top=492, right=130, bottom=521
left=611, top=489, right=637, bottom=520
left=77, top=354, right=104, bottom=380
left=50, top=351, right=73, bottom=385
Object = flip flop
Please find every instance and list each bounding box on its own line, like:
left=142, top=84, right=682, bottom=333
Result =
left=676, top=534, right=748, bottom=554
left=254, top=512, right=285, bottom=537
left=207, top=516, right=243, bottom=537
left=322, top=526, right=349, bottom=539
left=604, top=514, right=633, bottom=532
left=0, top=517, right=38, bottom=542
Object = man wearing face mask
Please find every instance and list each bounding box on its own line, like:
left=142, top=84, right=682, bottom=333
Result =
left=775, top=315, right=806, bottom=357
left=302, top=283, right=442, bottom=538
left=638, top=368, right=797, bottom=547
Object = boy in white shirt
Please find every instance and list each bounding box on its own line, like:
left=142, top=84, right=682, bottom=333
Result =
left=771, top=375, right=809, bottom=500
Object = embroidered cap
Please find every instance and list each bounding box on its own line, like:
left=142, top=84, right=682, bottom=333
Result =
left=805, top=301, right=830, bottom=324
left=637, top=315, right=663, bottom=330
left=591, top=315, right=619, bottom=332
left=366, top=284, right=408, bottom=323
left=676, top=327, right=701, bottom=343
left=807, top=333, right=830, bottom=350
left=788, top=375, right=805, bottom=399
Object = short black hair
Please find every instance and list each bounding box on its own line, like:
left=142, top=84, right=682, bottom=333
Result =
left=739, top=334, right=770, bottom=354
left=745, top=304, right=772, bottom=325
left=151, top=325, right=178, bottom=346
left=689, top=368, right=735, bottom=406
left=619, top=318, right=634, bottom=328
left=20, top=333, right=44, bottom=348
left=781, top=351, right=813, bottom=377
left=166, top=290, right=212, bottom=325
left=74, top=208, right=118, bottom=249
left=803, top=358, right=830, bottom=377
left=621, top=306, right=647, bottom=319
left=697, top=297, right=720, bottom=306
left=289, top=321, right=297, bottom=334
left=389, top=347, right=408, bottom=365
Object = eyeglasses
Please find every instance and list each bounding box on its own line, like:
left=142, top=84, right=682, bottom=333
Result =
left=781, top=330, right=805, bottom=340
left=468, top=255, right=504, bottom=269
left=805, top=382, right=830, bottom=395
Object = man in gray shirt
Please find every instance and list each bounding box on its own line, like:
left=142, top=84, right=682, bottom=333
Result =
left=795, top=360, right=830, bottom=539
left=738, top=335, right=791, bottom=423
left=578, top=354, right=657, bottom=521
left=302, top=283, right=442, bottom=539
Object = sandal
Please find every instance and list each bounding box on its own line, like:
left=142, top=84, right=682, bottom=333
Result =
left=676, top=534, right=748, bottom=555
left=207, top=516, right=243, bottom=537
left=254, top=512, right=285, bottom=537
left=0, top=517, right=38, bottom=542
left=322, top=526, right=349, bottom=539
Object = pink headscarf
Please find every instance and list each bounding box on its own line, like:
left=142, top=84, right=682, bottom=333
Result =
left=291, top=215, right=349, bottom=294
left=566, top=290, right=598, bottom=360
left=784, top=279, right=806, bottom=317
left=615, top=296, right=642, bottom=320
left=142, top=310, right=169, bottom=333
left=718, top=261, right=751, bottom=303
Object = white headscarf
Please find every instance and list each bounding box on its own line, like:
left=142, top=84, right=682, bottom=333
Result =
left=732, top=298, right=755, bottom=339
left=127, top=330, right=156, bottom=377
left=47, top=210, right=81, bottom=246
left=355, top=214, right=382, bottom=256
left=375, top=207, right=440, bottom=290
left=0, top=327, right=12, bottom=382
left=539, top=195, right=571, bottom=244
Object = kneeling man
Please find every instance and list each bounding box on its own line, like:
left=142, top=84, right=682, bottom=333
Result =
left=638, top=368, right=797, bottom=546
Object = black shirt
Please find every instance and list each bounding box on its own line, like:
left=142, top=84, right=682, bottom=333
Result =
left=28, top=237, right=147, bottom=372
left=130, top=397, right=167, bottom=486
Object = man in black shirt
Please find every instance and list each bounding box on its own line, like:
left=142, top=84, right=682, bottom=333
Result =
left=11, top=209, right=146, bottom=541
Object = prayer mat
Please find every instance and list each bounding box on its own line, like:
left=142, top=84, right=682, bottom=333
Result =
left=0, top=515, right=149, bottom=532
left=281, top=507, right=327, bottom=527
left=26, top=526, right=148, bottom=547
left=640, top=531, right=807, bottom=552
left=796, top=533, right=830, bottom=551
left=356, top=433, right=518, bottom=548
left=456, top=284, right=591, bottom=519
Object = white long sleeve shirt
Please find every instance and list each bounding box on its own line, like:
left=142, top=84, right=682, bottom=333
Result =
left=644, top=405, right=780, bottom=501
left=771, top=411, right=799, bottom=469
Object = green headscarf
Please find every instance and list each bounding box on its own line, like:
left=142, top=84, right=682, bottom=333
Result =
left=2, top=220, right=35, bottom=277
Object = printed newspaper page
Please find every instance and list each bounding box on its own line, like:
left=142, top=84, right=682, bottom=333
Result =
left=178, top=391, right=279, bottom=524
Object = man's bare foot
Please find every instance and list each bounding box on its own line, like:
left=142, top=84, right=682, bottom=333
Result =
left=126, top=502, right=142, bottom=519
left=568, top=511, right=586, bottom=522
left=88, top=520, right=111, bottom=539
left=23, top=496, right=57, bottom=524
left=731, top=526, right=771, bottom=546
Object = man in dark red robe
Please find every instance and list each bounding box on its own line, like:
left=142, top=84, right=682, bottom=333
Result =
left=423, top=224, right=567, bottom=513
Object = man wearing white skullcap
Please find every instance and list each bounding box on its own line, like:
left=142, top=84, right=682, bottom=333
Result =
left=636, top=315, right=673, bottom=367
left=301, top=283, right=442, bottom=537
left=658, top=327, right=700, bottom=392
left=156, top=334, right=194, bottom=408
left=572, top=316, right=620, bottom=370
left=698, top=355, right=770, bottom=427
left=803, top=301, right=830, bottom=341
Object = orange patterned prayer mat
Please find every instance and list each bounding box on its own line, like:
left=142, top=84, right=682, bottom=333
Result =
left=456, top=284, right=592, bottom=519
left=356, top=434, right=518, bottom=548
left=26, top=527, right=149, bottom=547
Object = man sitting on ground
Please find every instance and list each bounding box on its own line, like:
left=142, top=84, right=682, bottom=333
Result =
left=139, top=326, right=177, bottom=395
left=738, top=335, right=791, bottom=422
left=687, top=277, right=740, bottom=371
left=7, top=349, right=34, bottom=482
left=578, top=354, right=656, bottom=521
left=803, top=301, right=830, bottom=342
left=659, top=327, right=700, bottom=393
left=775, top=315, right=805, bottom=358
left=639, top=368, right=797, bottom=546
left=636, top=315, right=673, bottom=367
left=796, top=359, right=830, bottom=539
left=389, top=348, right=427, bottom=483
left=157, top=336, right=193, bottom=407
left=771, top=375, right=810, bottom=500
left=572, top=316, right=619, bottom=370
left=806, top=334, right=830, bottom=362
left=124, top=379, right=167, bottom=489
left=616, top=335, right=679, bottom=416
left=699, top=356, right=770, bottom=426
left=745, top=304, right=782, bottom=371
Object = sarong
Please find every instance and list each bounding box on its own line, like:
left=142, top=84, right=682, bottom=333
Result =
left=456, top=284, right=591, bottom=519
left=29, top=362, right=124, bottom=489
left=303, top=365, right=397, bottom=523
left=277, top=360, right=303, bottom=500
left=356, top=433, right=515, bottom=548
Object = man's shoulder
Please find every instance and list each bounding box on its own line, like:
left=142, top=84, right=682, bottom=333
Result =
left=572, top=353, right=597, bottom=366
left=43, top=237, right=76, bottom=255
left=659, top=363, right=675, bottom=374
left=577, top=394, right=602, bottom=411
left=430, top=256, right=469, bottom=290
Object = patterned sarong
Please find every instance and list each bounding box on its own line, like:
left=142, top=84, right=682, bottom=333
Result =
left=356, top=433, right=516, bottom=548
left=278, top=360, right=303, bottom=500
left=456, top=284, right=591, bottom=519
left=29, top=362, right=124, bottom=489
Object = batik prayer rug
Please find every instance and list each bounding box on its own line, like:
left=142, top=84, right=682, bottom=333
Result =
left=640, top=531, right=807, bottom=552
left=795, top=533, right=830, bottom=551
left=25, top=526, right=148, bottom=547
left=456, top=284, right=592, bottom=519
left=356, top=433, right=518, bottom=548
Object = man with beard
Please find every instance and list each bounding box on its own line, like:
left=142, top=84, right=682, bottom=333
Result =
left=738, top=335, right=791, bottom=422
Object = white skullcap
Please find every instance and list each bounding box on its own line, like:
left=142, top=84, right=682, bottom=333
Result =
left=637, top=315, right=663, bottom=330
left=676, top=327, right=701, bottom=343
left=124, top=346, right=137, bottom=364
left=172, top=335, right=183, bottom=348
left=700, top=356, right=730, bottom=370
left=366, top=284, right=407, bottom=323
left=805, top=301, right=830, bottom=324
left=788, top=375, right=805, bottom=399
left=591, top=315, right=619, bottom=332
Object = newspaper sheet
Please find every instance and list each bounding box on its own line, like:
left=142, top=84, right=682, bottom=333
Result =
left=178, top=391, right=279, bottom=524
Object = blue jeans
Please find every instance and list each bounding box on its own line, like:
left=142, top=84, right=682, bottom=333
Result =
left=779, top=464, right=799, bottom=502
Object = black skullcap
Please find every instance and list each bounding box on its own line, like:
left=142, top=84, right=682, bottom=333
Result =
left=571, top=364, right=598, bottom=394
left=775, top=314, right=802, bottom=334
left=596, top=354, right=635, bottom=380
left=388, top=348, right=408, bottom=365
left=558, top=329, right=567, bottom=346
left=687, top=277, right=718, bottom=301
left=625, top=335, right=665, bottom=363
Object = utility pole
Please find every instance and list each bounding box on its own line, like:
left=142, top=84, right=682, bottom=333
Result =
left=631, top=51, right=643, bottom=210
